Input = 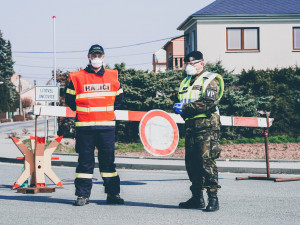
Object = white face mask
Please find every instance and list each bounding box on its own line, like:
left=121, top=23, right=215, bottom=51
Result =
left=185, top=64, right=197, bottom=75
left=90, top=57, right=103, bottom=68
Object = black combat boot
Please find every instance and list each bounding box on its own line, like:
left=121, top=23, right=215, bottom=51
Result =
left=179, top=193, right=205, bottom=209
left=106, top=194, right=125, bottom=204
left=74, top=196, right=89, bottom=206
left=205, top=191, right=219, bottom=212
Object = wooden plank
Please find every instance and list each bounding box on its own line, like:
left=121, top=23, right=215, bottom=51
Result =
left=16, top=187, right=55, bottom=194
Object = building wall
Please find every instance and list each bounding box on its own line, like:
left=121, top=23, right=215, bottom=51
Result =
left=11, top=74, right=33, bottom=92
left=195, top=21, right=300, bottom=73
left=184, top=23, right=198, bottom=55
left=172, top=36, right=185, bottom=57
left=165, top=36, right=185, bottom=70
left=153, top=49, right=167, bottom=73
left=156, top=64, right=167, bottom=73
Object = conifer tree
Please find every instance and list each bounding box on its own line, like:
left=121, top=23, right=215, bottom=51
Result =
left=0, top=30, right=18, bottom=113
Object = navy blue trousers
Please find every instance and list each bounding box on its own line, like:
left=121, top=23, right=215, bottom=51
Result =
left=75, top=128, right=120, bottom=197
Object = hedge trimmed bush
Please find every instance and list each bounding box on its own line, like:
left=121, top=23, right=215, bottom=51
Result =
left=12, top=115, right=25, bottom=122
left=0, top=118, right=12, bottom=123
left=56, top=62, right=300, bottom=142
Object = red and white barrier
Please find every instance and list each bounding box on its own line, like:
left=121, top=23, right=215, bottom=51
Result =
left=33, top=105, right=273, bottom=128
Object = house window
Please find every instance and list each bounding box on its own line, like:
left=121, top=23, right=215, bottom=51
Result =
left=191, top=31, right=195, bottom=51
left=185, top=33, right=189, bottom=54
left=175, top=58, right=178, bottom=67
left=227, top=28, right=259, bottom=51
left=168, top=52, right=173, bottom=70
left=293, top=27, right=300, bottom=50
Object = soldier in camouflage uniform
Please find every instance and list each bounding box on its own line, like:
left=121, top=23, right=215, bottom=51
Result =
left=173, top=51, right=224, bottom=212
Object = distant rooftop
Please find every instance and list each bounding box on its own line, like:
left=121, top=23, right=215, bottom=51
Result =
left=194, top=0, right=300, bottom=15
left=178, top=0, right=300, bottom=30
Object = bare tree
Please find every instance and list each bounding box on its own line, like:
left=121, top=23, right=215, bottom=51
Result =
left=22, top=97, right=33, bottom=109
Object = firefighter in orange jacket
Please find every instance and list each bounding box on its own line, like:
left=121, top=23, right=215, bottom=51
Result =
left=65, top=44, right=124, bottom=206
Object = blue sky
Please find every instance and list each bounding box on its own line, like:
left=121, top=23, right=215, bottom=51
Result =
left=0, top=0, right=214, bottom=85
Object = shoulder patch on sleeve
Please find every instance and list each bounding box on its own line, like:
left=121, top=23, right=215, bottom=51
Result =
left=205, top=89, right=217, bottom=100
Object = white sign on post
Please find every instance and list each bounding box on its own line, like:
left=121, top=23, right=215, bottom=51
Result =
left=35, top=86, right=59, bottom=102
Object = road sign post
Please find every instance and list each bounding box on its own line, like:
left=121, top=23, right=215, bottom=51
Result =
left=35, top=86, right=59, bottom=137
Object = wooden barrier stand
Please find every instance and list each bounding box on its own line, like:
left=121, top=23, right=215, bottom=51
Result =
left=11, top=134, right=64, bottom=193
left=236, top=112, right=300, bottom=182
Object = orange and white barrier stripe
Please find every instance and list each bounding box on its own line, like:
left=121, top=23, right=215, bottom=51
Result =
left=33, top=105, right=273, bottom=128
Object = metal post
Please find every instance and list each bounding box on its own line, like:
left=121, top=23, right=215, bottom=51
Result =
left=52, top=16, right=57, bottom=136
left=31, top=115, right=38, bottom=186
left=19, top=75, right=22, bottom=115
left=44, top=102, right=48, bottom=138
left=237, top=111, right=300, bottom=182
left=264, top=112, right=271, bottom=179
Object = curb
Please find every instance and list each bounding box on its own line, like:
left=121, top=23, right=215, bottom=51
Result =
left=1, top=157, right=300, bottom=175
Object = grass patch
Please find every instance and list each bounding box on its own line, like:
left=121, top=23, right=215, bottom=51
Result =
left=115, top=142, right=144, bottom=153
left=22, top=138, right=75, bottom=153
left=23, top=138, right=52, bottom=149
left=221, top=135, right=299, bottom=145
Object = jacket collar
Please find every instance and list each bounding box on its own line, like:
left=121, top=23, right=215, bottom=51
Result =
left=84, top=65, right=105, bottom=76
left=189, top=69, right=207, bottom=83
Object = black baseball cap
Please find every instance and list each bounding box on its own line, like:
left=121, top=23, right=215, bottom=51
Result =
left=88, top=44, right=105, bottom=55
left=184, top=51, right=203, bottom=62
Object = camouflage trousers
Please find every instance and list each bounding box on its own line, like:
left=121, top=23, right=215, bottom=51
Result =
left=185, top=115, right=222, bottom=196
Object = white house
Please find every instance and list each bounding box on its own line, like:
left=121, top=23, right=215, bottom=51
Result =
left=177, top=0, right=300, bottom=73
left=152, top=49, right=167, bottom=73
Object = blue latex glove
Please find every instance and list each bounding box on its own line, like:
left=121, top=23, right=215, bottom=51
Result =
left=173, top=103, right=183, bottom=114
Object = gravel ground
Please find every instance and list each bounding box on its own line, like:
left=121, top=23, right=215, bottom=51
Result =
left=116, top=143, right=300, bottom=160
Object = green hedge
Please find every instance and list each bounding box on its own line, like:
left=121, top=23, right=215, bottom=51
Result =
left=56, top=62, right=300, bottom=142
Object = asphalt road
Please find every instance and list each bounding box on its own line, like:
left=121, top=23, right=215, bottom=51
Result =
left=0, top=163, right=299, bottom=225
left=0, top=117, right=54, bottom=139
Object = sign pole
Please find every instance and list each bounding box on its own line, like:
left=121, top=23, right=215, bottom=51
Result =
left=52, top=16, right=57, bottom=136
left=264, top=112, right=271, bottom=179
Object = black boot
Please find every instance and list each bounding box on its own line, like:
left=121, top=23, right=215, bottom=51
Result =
left=106, top=194, right=125, bottom=205
left=179, top=194, right=205, bottom=209
left=205, top=191, right=219, bottom=212
left=74, top=196, right=89, bottom=206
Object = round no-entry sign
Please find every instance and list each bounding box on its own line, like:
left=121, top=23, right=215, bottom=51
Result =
left=139, top=110, right=179, bottom=156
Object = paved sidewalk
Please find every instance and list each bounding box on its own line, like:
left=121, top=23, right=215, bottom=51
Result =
left=1, top=138, right=300, bottom=174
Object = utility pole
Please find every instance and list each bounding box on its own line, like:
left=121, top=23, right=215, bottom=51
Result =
left=19, top=75, right=22, bottom=115
left=52, top=15, right=57, bottom=136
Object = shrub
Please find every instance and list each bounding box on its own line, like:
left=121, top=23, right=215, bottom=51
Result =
left=12, top=115, right=25, bottom=122
left=25, top=114, right=34, bottom=120
left=57, top=62, right=300, bottom=142
left=7, top=131, right=18, bottom=138
left=57, top=117, right=75, bottom=138
left=178, top=138, right=185, bottom=148
left=0, top=113, right=6, bottom=119
left=22, top=128, right=30, bottom=135
left=0, top=118, right=12, bottom=123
